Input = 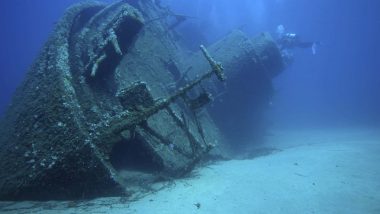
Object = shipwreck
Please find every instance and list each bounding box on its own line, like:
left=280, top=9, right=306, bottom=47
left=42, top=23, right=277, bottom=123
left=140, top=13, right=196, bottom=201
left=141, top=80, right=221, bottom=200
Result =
left=0, top=0, right=284, bottom=200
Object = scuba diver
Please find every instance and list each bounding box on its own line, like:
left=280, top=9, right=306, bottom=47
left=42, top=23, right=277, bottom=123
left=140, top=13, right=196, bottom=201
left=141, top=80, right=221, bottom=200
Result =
left=276, top=25, right=320, bottom=53
left=276, top=25, right=320, bottom=65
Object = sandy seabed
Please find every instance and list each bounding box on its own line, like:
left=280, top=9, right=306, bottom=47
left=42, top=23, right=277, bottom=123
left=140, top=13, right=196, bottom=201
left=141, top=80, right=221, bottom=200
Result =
left=1, top=128, right=379, bottom=214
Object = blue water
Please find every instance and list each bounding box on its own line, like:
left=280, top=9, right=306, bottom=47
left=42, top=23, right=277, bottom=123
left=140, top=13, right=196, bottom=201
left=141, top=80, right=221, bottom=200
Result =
left=0, top=0, right=379, bottom=212
left=1, top=0, right=379, bottom=128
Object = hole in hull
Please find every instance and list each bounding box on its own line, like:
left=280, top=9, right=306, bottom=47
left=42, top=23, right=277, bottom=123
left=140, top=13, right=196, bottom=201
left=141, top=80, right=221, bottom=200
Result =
left=110, top=136, right=163, bottom=173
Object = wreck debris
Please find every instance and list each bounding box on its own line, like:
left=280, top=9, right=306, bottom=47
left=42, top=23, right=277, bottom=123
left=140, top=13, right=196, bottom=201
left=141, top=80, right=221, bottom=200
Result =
left=200, top=45, right=226, bottom=82
left=91, top=53, right=107, bottom=77
left=0, top=0, right=284, bottom=201
left=109, top=29, right=123, bottom=56
left=80, top=1, right=145, bottom=79
left=186, top=30, right=284, bottom=145
left=100, top=44, right=226, bottom=143
left=0, top=0, right=227, bottom=200
left=116, top=82, right=155, bottom=111
left=188, top=92, right=213, bottom=110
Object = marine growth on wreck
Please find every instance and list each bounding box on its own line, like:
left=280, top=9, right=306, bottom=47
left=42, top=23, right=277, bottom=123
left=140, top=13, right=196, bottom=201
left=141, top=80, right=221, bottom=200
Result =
left=0, top=0, right=284, bottom=200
